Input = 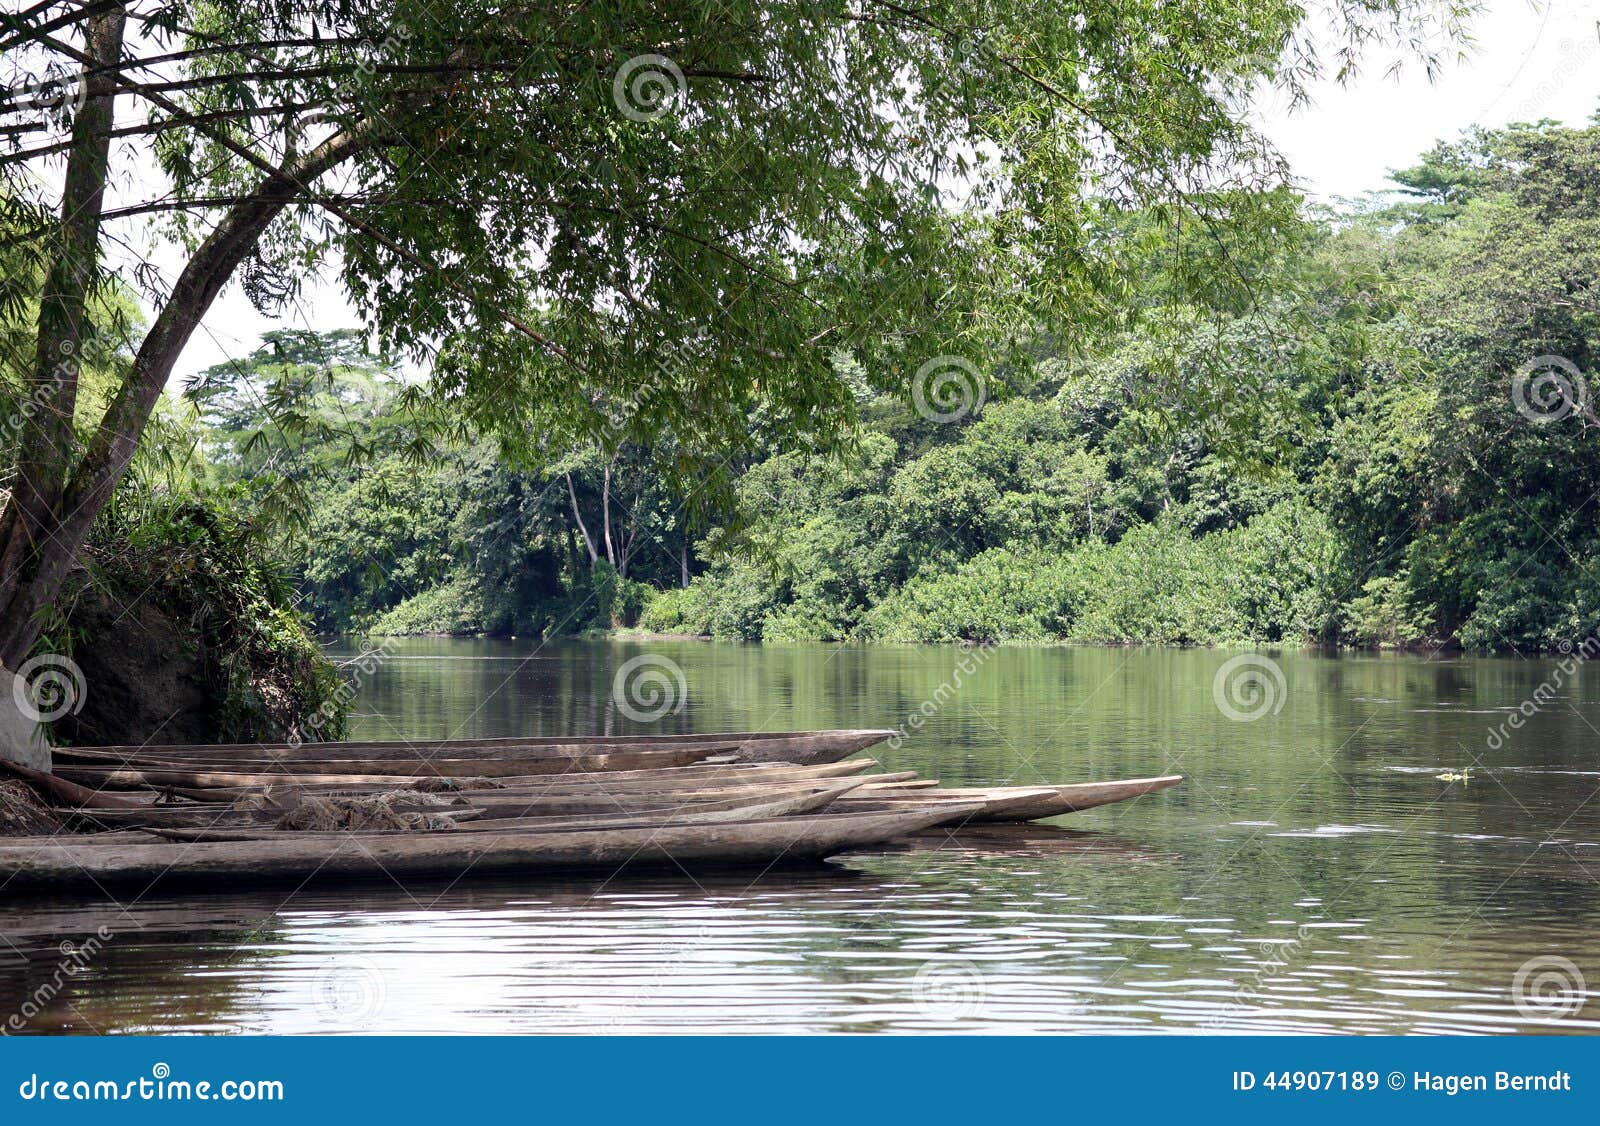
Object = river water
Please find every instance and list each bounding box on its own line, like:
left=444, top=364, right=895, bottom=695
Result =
left=3, top=639, right=1598, bottom=1034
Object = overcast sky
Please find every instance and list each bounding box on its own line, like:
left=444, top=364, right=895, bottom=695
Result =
left=165, top=0, right=1600, bottom=380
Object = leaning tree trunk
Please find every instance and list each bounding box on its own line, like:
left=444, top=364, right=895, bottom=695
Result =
left=0, top=6, right=126, bottom=668
left=566, top=473, right=600, bottom=565
left=0, top=116, right=378, bottom=668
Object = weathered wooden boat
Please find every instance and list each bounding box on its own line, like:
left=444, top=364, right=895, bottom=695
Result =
left=843, top=775, right=1185, bottom=822
left=148, top=759, right=882, bottom=805
left=61, top=728, right=898, bottom=767
left=718, top=729, right=899, bottom=763
left=55, top=778, right=873, bottom=829
left=836, top=787, right=1061, bottom=824
left=145, top=780, right=870, bottom=841
left=64, top=751, right=746, bottom=779
left=0, top=804, right=986, bottom=889
left=458, top=778, right=891, bottom=812
left=280, top=761, right=894, bottom=798
left=57, top=803, right=485, bottom=831
left=52, top=746, right=718, bottom=790
left=52, top=743, right=747, bottom=772
left=456, top=767, right=911, bottom=797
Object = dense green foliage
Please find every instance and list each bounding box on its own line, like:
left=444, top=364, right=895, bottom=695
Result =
left=647, top=121, right=1600, bottom=650
left=1, top=0, right=1480, bottom=676
left=59, top=487, right=348, bottom=742
left=1, top=238, right=349, bottom=741
left=176, top=120, right=1600, bottom=652
left=186, top=330, right=684, bottom=635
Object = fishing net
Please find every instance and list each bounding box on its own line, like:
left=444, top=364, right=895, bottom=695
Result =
left=275, top=791, right=460, bottom=832
left=410, top=776, right=504, bottom=793
left=0, top=780, right=63, bottom=837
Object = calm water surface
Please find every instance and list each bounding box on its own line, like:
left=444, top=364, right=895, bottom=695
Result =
left=4, top=640, right=1599, bottom=1034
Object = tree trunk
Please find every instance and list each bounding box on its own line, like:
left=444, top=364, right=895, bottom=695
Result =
left=0, top=6, right=126, bottom=665
left=0, top=119, right=378, bottom=667
left=680, top=539, right=690, bottom=589
left=565, top=473, right=599, bottom=564
left=617, top=522, right=635, bottom=579
left=601, top=462, right=616, bottom=569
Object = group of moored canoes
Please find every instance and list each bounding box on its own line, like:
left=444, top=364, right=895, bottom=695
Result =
left=0, top=729, right=1182, bottom=890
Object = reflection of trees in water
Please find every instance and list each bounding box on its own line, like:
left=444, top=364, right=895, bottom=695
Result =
left=0, top=900, right=286, bottom=1034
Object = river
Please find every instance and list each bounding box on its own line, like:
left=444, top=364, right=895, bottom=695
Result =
left=3, top=639, right=1597, bottom=1033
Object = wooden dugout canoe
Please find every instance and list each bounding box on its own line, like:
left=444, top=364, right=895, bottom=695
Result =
left=51, top=743, right=744, bottom=771
left=239, top=773, right=911, bottom=817
left=53, top=747, right=717, bottom=790
left=843, top=775, right=1185, bottom=822
left=835, top=788, right=1060, bottom=824
left=147, top=759, right=884, bottom=806
left=453, top=778, right=890, bottom=815
left=56, top=778, right=874, bottom=829
left=282, top=761, right=891, bottom=798
left=56, top=751, right=740, bottom=779
left=57, top=804, right=485, bottom=831
left=0, top=804, right=986, bottom=889
left=454, top=768, right=910, bottom=797
left=145, top=780, right=869, bottom=841
left=61, top=728, right=899, bottom=767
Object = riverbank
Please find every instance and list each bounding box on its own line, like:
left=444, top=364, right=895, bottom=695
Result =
left=355, top=626, right=1499, bottom=655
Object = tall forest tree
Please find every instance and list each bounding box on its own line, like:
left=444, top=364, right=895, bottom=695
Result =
left=0, top=0, right=1469, bottom=667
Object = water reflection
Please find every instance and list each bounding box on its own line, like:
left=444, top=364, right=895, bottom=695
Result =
left=2, top=642, right=1598, bottom=1033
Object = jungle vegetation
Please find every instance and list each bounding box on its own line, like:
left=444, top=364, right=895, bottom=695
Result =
left=4, top=0, right=1446, bottom=667
left=5, top=1, right=1586, bottom=676
left=174, top=120, right=1600, bottom=652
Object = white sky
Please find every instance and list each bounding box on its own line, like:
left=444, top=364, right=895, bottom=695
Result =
left=1257, top=0, right=1600, bottom=200
left=165, top=0, right=1600, bottom=380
